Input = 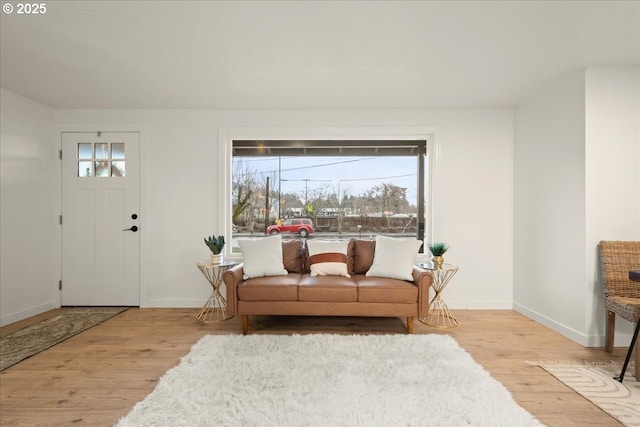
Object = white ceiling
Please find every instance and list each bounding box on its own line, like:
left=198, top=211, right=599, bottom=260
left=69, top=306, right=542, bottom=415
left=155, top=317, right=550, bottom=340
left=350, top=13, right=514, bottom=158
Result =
left=1, top=1, right=638, bottom=109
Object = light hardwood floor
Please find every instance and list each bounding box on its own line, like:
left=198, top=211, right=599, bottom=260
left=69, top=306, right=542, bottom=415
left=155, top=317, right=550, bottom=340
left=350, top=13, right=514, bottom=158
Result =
left=0, top=309, right=628, bottom=426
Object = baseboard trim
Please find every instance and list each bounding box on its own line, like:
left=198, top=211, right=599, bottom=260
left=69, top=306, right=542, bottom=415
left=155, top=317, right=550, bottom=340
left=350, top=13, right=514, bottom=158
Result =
left=448, top=300, right=513, bottom=310
left=143, top=299, right=204, bottom=308
left=513, top=302, right=594, bottom=346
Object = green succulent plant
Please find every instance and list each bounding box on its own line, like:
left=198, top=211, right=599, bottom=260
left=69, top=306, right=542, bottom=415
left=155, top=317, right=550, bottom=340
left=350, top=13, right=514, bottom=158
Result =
left=428, top=242, right=449, bottom=256
left=204, top=235, right=225, bottom=254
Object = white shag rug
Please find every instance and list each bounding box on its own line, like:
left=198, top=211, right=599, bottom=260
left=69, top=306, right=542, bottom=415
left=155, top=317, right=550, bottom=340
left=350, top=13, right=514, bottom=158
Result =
left=116, top=334, right=544, bottom=427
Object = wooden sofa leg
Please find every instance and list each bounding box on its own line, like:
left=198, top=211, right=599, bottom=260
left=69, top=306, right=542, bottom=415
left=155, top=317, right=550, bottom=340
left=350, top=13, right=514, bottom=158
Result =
left=407, top=317, right=414, bottom=334
left=606, top=310, right=615, bottom=352
left=242, top=315, right=249, bottom=335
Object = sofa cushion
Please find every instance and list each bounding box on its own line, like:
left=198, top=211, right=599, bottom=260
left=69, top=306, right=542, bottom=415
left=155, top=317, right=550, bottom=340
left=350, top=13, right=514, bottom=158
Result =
left=238, top=235, right=288, bottom=280
left=366, top=235, right=422, bottom=281
left=282, top=239, right=305, bottom=273
left=307, top=240, right=350, bottom=277
left=355, top=275, right=418, bottom=304
left=347, top=239, right=376, bottom=275
left=298, top=275, right=357, bottom=302
left=237, top=274, right=301, bottom=301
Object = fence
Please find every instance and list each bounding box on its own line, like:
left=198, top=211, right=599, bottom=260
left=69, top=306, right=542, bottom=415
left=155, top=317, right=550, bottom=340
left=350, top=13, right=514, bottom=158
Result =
left=314, top=216, right=416, bottom=234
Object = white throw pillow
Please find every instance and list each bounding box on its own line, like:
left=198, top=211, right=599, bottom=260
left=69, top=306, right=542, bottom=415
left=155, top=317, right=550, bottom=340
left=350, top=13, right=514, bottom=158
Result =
left=306, top=240, right=350, bottom=277
left=366, top=235, right=423, bottom=281
left=238, top=235, right=288, bottom=280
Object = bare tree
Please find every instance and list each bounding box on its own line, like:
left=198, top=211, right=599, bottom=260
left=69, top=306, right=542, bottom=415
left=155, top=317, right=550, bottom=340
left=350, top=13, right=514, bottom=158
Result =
left=363, top=183, right=409, bottom=215
left=232, top=159, right=281, bottom=233
left=232, top=159, right=260, bottom=225
left=330, top=182, right=351, bottom=233
left=304, top=184, right=332, bottom=216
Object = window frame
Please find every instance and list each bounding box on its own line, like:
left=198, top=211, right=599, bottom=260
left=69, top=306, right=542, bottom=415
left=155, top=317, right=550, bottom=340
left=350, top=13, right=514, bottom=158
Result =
left=218, top=127, right=439, bottom=260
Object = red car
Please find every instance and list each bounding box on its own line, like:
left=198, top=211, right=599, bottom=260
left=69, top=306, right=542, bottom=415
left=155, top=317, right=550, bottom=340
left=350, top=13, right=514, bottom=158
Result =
left=266, top=218, right=314, bottom=237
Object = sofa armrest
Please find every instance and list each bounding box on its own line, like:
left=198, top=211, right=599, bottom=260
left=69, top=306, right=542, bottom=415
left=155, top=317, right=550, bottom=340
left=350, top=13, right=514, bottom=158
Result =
left=223, top=264, right=244, bottom=316
left=412, top=266, right=432, bottom=318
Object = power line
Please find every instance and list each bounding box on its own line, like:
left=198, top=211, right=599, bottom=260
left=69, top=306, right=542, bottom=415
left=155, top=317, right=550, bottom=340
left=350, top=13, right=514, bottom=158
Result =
left=282, top=158, right=378, bottom=173
left=233, top=157, right=379, bottom=175
left=233, top=157, right=416, bottom=184
left=281, top=178, right=331, bottom=182
left=236, top=156, right=375, bottom=165
left=283, top=174, right=415, bottom=183
left=340, top=173, right=415, bottom=182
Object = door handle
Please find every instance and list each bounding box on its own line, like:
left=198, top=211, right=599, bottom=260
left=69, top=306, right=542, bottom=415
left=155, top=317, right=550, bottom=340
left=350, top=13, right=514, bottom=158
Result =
left=122, top=226, right=138, bottom=232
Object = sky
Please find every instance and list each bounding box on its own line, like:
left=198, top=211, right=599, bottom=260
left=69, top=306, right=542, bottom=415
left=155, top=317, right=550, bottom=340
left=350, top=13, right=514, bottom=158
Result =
left=236, top=156, right=418, bottom=204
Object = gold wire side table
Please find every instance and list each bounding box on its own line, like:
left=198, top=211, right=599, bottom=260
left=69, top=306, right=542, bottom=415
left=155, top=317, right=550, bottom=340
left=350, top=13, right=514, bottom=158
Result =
left=196, top=261, right=237, bottom=323
left=417, top=263, right=459, bottom=328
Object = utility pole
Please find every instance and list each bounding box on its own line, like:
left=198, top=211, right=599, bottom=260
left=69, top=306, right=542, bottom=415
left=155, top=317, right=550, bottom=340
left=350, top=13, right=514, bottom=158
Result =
left=265, top=176, right=270, bottom=232
left=281, top=178, right=312, bottom=216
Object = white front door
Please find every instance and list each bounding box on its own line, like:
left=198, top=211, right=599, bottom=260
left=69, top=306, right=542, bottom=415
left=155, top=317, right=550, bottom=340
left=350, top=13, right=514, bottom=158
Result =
left=61, top=132, right=140, bottom=306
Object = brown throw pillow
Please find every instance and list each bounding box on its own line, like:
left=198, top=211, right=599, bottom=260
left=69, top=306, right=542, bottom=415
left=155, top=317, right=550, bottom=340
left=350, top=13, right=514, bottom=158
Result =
left=282, top=239, right=304, bottom=273
left=347, top=239, right=376, bottom=275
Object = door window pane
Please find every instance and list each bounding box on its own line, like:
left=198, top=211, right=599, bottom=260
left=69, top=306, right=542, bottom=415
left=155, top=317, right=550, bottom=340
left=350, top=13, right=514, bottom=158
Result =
left=111, top=143, right=125, bottom=160
left=95, top=161, right=109, bottom=177
left=78, top=143, right=92, bottom=160
left=95, top=143, right=109, bottom=160
left=78, top=161, right=93, bottom=177
left=112, top=161, right=125, bottom=177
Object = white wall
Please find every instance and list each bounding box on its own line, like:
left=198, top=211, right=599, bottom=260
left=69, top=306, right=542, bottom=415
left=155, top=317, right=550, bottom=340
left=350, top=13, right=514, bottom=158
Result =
left=3, top=69, right=635, bottom=342
left=1, top=89, right=59, bottom=326
left=514, top=70, right=587, bottom=342
left=585, top=66, right=640, bottom=344
left=48, top=108, right=514, bottom=312
left=514, top=66, right=640, bottom=346
left=430, top=111, right=514, bottom=309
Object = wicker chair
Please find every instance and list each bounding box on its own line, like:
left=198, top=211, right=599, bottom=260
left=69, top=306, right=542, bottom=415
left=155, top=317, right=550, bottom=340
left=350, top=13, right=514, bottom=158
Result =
left=599, top=241, right=640, bottom=377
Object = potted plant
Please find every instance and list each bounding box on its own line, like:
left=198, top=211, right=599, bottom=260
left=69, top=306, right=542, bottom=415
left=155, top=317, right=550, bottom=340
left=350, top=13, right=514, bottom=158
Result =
left=204, top=235, right=225, bottom=264
left=428, top=242, right=449, bottom=269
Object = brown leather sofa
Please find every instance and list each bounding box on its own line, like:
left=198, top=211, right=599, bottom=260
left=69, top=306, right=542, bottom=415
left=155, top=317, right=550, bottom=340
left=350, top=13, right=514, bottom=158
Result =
left=223, top=239, right=432, bottom=334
